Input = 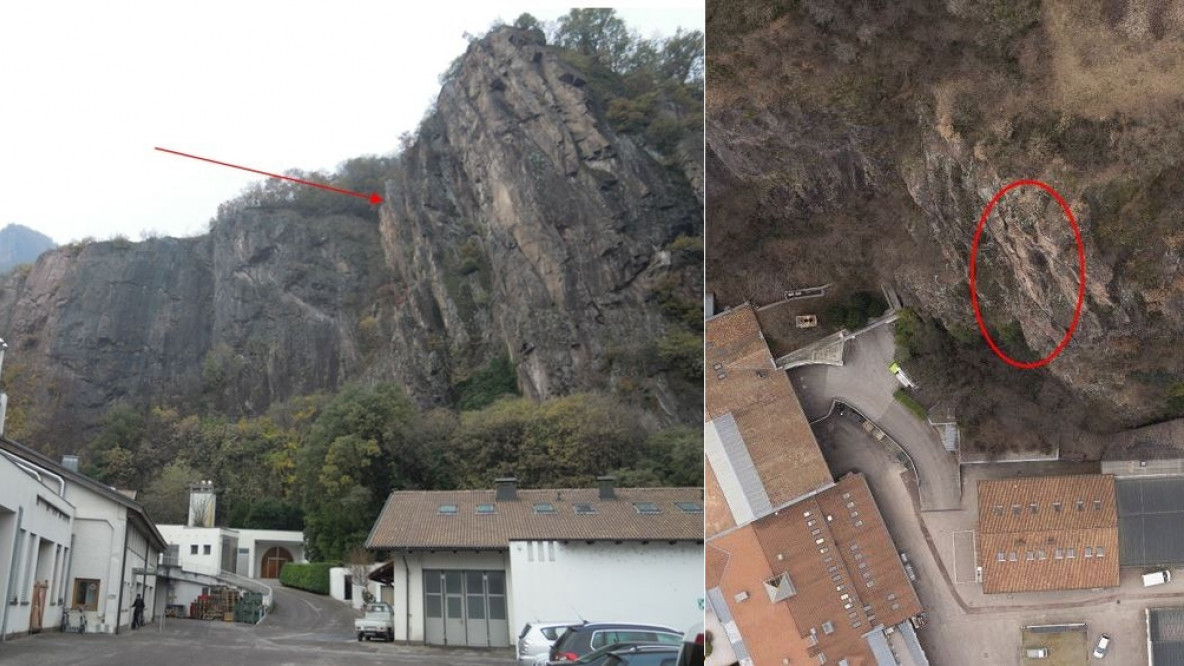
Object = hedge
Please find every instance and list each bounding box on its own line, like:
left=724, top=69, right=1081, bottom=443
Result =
left=278, top=562, right=337, bottom=595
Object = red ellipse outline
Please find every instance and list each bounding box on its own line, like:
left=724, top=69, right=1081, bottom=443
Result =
left=968, top=179, right=1086, bottom=370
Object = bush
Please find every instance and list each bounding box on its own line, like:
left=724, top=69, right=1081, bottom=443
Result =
left=279, top=562, right=337, bottom=595
left=456, top=356, right=519, bottom=411
left=894, top=388, right=929, bottom=421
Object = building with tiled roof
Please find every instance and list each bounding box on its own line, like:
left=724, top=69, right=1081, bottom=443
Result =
left=704, top=305, right=929, bottom=665
left=363, top=477, right=702, bottom=648
left=977, top=475, right=1120, bottom=593
left=705, top=304, right=833, bottom=538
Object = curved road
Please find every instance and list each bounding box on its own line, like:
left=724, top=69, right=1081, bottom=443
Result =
left=788, top=323, right=962, bottom=511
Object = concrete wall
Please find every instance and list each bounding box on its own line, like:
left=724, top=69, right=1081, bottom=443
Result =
left=0, top=454, right=74, bottom=639
left=508, top=540, right=703, bottom=636
left=157, top=526, right=225, bottom=576
left=394, top=551, right=510, bottom=643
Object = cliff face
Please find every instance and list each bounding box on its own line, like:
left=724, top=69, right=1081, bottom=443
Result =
left=707, top=0, right=1184, bottom=445
left=381, top=28, right=701, bottom=415
left=0, top=27, right=702, bottom=448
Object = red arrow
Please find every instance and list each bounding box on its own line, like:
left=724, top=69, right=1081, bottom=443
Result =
left=155, top=147, right=383, bottom=205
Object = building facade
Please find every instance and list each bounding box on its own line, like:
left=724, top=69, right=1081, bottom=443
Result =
left=0, top=437, right=167, bottom=635
left=365, top=478, right=703, bottom=647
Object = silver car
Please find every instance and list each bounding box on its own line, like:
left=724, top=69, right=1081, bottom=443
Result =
left=518, top=621, right=577, bottom=666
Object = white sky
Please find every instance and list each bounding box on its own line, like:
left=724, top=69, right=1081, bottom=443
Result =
left=0, top=2, right=703, bottom=245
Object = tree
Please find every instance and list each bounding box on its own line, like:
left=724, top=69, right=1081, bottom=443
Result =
left=659, top=28, right=704, bottom=85
left=140, top=460, right=201, bottom=524
left=513, top=12, right=542, bottom=33
left=552, top=9, right=635, bottom=73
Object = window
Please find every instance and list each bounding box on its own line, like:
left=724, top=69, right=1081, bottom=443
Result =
left=1030, top=503, right=1038, bottom=514
left=476, top=504, right=496, bottom=515
left=855, top=520, right=864, bottom=528
left=1038, top=550, right=1046, bottom=560
left=73, top=579, right=100, bottom=611
left=1097, top=547, right=1105, bottom=558
left=822, top=621, right=835, bottom=634
left=993, top=505, right=1003, bottom=516
left=997, top=552, right=1005, bottom=562
left=1009, top=552, right=1017, bottom=561
left=1094, top=499, right=1102, bottom=511
left=845, top=501, right=855, bottom=509
left=1076, top=500, right=1084, bottom=512
left=1026, top=552, right=1034, bottom=561
left=1055, top=549, right=1063, bottom=559
left=438, top=504, right=458, bottom=515
left=675, top=502, right=702, bottom=514
left=572, top=503, right=596, bottom=515
left=1012, top=504, right=1021, bottom=516
left=532, top=503, right=557, bottom=515
left=1067, top=548, right=1076, bottom=558
left=1053, top=502, right=1063, bottom=512
left=190, top=544, right=198, bottom=555
left=633, top=502, right=661, bottom=515
left=203, top=544, right=211, bottom=555
left=1085, top=547, right=1093, bottom=558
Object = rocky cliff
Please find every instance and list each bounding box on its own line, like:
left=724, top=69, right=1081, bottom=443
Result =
left=707, top=0, right=1184, bottom=452
left=0, top=27, right=702, bottom=448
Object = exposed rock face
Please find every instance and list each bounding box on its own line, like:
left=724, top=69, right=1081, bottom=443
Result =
left=706, top=0, right=1184, bottom=439
left=0, top=27, right=702, bottom=447
left=380, top=28, right=701, bottom=416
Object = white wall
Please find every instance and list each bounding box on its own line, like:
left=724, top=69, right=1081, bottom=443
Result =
left=157, top=525, right=225, bottom=576
left=67, top=485, right=131, bottom=634
left=235, top=529, right=304, bottom=578
left=508, top=540, right=702, bottom=637
left=395, top=551, right=510, bottom=643
left=0, top=454, right=74, bottom=638
left=165, top=580, right=207, bottom=615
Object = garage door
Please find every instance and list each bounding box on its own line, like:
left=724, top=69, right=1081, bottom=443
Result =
left=423, top=569, right=508, bottom=647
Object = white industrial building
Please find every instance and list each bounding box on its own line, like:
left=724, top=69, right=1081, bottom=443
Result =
left=0, top=437, right=167, bottom=636
left=155, top=483, right=304, bottom=613
left=364, top=477, right=703, bottom=647
left=0, top=446, right=75, bottom=639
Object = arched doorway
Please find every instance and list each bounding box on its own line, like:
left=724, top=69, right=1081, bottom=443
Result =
left=260, top=546, right=294, bottom=579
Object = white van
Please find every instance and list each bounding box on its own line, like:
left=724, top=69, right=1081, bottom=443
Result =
left=1143, top=570, right=1172, bottom=587
left=1025, top=647, right=1049, bottom=658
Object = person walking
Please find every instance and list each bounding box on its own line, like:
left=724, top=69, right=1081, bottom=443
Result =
left=132, top=594, right=145, bottom=629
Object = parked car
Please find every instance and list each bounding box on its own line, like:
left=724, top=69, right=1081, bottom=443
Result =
left=676, top=622, right=704, bottom=666
left=549, top=623, right=682, bottom=662
left=1144, top=570, right=1172, bottom=587
left=355, top=602, right=394, bottom=642
left=900, top=552, right=917, bottom=582
left=1093, top=634, right=1111, bottom=659
left=1025, top=647, right=1049, bottom=659
left=549, top=643, right=679, bottom=666
left=518, top=621, right=579, bottom=666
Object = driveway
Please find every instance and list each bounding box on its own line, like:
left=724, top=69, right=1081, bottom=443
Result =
left=0, top=585, right=513, bottom=665
left=789, top=324, right=962, bottom=511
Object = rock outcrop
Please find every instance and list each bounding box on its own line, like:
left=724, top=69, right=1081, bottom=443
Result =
left=0, top=27, right=702, bottom=448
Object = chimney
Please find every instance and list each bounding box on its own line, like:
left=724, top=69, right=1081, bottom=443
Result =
left=495, top=477, right=517, bottom=502
left=189, top=480, right=217, bottom=527
left=62, top=455, right=79, bottom=472
left=598, top=475, right=616, bottom=500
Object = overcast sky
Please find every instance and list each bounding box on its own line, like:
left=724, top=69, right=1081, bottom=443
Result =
left=0, top=2, right=702, bottom=245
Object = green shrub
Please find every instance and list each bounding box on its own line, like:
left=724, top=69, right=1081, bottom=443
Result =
left=279, top=562, right=337, bottom=595
left=456, top=355, right=519, bottom=411
left=894, top=388, right=929, bottom=421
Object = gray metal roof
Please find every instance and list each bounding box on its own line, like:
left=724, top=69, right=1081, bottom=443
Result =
left=897, top=621, right=931, bottom=666
left=1117, top=477, right=1184, bottom=567
left=862, top=627, right=897, bottom=666
left=709, top=412, right=773, bottom=522
left=1149, top=607, right=1184, bottom=666
left=707, top=586, right=751, bottom=664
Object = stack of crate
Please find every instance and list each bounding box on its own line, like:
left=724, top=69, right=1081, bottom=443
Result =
left=234, top=591, right=264, bottom=624
left=216, top=587, right=239, bottom=622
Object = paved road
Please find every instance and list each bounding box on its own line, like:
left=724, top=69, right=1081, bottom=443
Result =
left=789, top=324, right=962, bottom=510
left=0, top=585, right=513, bottom=665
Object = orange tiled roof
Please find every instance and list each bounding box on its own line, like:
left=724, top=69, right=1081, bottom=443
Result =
left=977, top=475, right=1120, bottom=593
left=705, top=305, right=831, bottom=532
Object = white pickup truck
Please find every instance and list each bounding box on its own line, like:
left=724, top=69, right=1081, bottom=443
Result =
left=356, top=602, right=394, bottom=642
